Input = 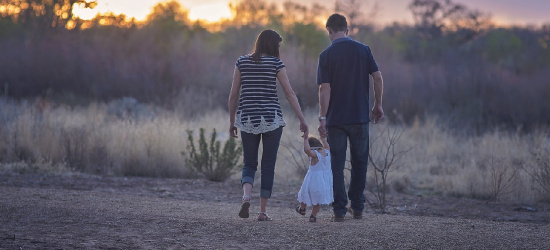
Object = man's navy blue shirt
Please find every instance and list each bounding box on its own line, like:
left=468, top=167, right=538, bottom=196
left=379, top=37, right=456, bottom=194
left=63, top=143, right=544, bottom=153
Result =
left=317, top=37, right=379, bottom=126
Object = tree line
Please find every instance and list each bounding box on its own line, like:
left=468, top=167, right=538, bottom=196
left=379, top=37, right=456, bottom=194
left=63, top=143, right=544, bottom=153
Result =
left=1, top=0, right=549, bottom=132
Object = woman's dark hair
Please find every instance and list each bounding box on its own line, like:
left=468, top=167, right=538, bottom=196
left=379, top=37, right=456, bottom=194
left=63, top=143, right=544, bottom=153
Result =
left=326, top=13, right=347, bottom=33
left=308, top=136, right=323, bottom=148
left=251, top=29, right=282, bottom=62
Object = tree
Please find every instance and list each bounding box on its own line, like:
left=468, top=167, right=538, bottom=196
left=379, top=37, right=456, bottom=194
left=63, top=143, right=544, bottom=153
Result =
left=0, top=0, right=97, bottom=30
left=409, top=0, right=491, bottom=42
left=409, top=0, right=463, bottom=39
left=146, top=1, right=188, bottom=25
left=335, top=0, right=363, bottom=31
left=229, top=0, right=279, bottom=28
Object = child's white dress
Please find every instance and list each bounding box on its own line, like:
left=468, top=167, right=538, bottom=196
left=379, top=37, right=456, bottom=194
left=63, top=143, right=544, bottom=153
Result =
left=297, top=149, right=334, bottom=206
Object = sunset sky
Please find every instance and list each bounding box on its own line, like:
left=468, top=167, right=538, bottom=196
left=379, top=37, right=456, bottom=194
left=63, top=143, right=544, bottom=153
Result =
left=72, top=0, right=550, bottom=26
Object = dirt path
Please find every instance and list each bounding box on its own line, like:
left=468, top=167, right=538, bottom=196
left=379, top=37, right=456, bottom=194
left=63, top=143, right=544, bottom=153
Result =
left=1, top=174, right=549, bottom=249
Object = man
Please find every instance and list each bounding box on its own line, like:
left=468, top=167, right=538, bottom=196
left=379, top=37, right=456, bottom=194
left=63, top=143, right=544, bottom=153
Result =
left=317, top=13, right=384, bottom=222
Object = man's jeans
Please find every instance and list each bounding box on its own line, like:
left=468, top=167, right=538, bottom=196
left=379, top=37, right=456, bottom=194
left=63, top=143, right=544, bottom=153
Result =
left=327, top=123, right=369, bottom=217
left=240, top=127, right=283, bottom=199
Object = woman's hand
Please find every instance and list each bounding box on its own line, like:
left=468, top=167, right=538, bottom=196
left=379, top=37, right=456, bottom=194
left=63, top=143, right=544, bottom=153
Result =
left=300, top=121, right=308, bottom=138
left=229, top=124, right=238, bottom=138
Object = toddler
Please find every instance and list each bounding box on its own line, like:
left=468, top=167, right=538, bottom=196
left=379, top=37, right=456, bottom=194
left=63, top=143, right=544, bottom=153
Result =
left=296, top=134, right=333, bottom=222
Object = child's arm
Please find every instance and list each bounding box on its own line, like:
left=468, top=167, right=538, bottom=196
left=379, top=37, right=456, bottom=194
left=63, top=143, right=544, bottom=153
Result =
left=320, top=135, right=330, bottom=151
left=303, top=136, right=318, bottom=159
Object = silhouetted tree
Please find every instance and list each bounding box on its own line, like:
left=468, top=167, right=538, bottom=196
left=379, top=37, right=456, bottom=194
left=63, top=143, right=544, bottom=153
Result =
left=229, top=0, right=279, bottom=28
left=0, top=0, right=97, bottom=31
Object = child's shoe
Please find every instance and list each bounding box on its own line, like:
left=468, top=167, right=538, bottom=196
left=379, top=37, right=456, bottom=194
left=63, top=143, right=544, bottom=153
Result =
left=295, top=206, right=306, bottom=216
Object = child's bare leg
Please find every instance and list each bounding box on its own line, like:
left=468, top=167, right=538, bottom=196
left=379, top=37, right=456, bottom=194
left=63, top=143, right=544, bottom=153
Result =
left=311, top=204, right=321, bottom=216
left=309, top=204, right=321, bottom=222
left=295, top=202, right=307, bottom=215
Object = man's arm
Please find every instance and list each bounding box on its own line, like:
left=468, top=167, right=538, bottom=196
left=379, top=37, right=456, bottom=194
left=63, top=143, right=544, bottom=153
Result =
left=371, top=71, right=384, bottom=124
left=318, top=83, right=330, bottom=137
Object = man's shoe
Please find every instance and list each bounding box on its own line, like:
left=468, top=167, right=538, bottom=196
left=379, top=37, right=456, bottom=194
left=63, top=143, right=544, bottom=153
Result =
left=330, top=215, right=345, bottom=222
left=348, top=207, right=363, bottom=219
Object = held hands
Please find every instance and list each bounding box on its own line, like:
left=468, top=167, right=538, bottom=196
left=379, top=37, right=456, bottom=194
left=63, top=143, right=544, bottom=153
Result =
left=300, top=121, right=309, bottom=138
left=317, top=119, right=327, bottom=138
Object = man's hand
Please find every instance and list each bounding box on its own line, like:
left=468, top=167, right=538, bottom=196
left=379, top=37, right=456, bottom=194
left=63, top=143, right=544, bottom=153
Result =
left=371, top=105, right=384, bottom=124
left=318, top=119, right=327, bottom=138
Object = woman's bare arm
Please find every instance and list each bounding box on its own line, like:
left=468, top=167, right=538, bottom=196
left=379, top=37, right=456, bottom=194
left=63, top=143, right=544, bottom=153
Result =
left=228, top=66, right=241, bottom=138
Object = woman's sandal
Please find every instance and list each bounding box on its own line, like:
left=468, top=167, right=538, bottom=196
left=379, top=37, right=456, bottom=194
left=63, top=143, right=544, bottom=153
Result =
left=309, top=215, right=317, bottom=222
left=257, top=212, right=273, bottom=221
left=238, top=196, right=250, bottom=218
left=295, top=206, right=306, bottom=216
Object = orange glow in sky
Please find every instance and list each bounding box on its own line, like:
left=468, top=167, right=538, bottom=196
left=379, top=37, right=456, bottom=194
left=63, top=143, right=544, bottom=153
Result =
left=187, top=3, right=232, bottom=23
left=72, top=0, right=550, bottom=26
left=73, top=0, right=233, bottom=23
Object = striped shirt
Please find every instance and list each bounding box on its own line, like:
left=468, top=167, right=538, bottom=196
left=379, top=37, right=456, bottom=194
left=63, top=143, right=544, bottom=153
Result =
left=234, top=55, right=286, bottom=134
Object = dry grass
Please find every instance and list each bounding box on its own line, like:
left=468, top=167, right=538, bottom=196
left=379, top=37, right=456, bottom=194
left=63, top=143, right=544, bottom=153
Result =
left=1, top=98, right=548, bottom=203
left=0, top=99, right=226, bottom=178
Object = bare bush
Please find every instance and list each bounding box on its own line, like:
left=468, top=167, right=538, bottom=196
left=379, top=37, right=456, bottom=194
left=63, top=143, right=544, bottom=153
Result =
left=368, top=125, right=412, bottom=212
left=524, top=141, right=550, bottom=201
left=483, top=156, right=520, bottom=201
left=279, top=136, right=309, bottom=176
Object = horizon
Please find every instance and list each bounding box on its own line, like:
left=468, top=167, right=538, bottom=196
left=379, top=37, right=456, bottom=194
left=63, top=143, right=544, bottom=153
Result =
left=71, top=0, right=550, bottom=27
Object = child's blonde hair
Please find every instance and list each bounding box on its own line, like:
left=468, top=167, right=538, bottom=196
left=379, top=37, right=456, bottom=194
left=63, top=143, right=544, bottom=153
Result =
left=308, top=136, right=323, bottom=148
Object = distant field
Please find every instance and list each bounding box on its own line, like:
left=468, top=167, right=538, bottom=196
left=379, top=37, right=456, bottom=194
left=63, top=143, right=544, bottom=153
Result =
left=0, top=99, right=549, bottom=203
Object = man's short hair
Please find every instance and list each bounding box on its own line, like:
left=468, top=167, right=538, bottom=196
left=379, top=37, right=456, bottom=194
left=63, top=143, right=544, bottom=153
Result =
left=326, top=13, right=347, bottom=32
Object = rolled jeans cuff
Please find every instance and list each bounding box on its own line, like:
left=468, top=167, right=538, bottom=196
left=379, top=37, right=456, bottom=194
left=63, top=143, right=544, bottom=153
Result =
left=241, top=176, right=254, bottom=187
left=260, top=189, right=271, bottom=199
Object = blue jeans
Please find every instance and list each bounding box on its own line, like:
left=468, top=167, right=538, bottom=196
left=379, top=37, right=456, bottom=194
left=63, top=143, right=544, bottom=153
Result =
left=240, top=127, right=283, bottom=199
left=328, top=123, right=369, bottom=217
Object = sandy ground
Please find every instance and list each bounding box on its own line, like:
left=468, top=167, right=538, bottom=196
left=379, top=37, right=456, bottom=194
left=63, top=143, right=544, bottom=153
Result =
left=1, top=174, right=549, bottom=249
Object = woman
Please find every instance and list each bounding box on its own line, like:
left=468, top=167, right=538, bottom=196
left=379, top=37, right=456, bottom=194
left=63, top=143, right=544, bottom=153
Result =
left=228, top=29, right=308, bottom=221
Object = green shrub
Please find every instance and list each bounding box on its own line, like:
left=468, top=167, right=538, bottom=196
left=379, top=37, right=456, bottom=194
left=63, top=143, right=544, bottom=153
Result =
left=182, top=128, right=242, bottom=182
